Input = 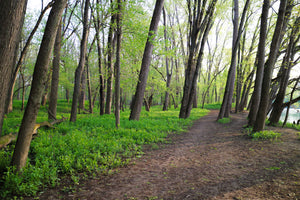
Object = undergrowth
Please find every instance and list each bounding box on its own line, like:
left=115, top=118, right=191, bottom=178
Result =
left=0, top=101, right=209, bottom=198
left=217, top=117, right=231, bottom=124
left=251, top=130, right=281, bottom=141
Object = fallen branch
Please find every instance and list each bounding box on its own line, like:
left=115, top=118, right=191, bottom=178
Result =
left=0, top=117, right=67, bottom=149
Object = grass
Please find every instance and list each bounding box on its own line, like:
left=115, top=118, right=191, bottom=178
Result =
left=251, top=130, right=281, bottom=141
left=217, top=117, right=231, bottom=124
left=0, top=100, right=209, bottom=198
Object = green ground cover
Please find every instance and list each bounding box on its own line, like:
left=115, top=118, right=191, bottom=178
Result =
left=0, top=100, right=209, bottom=198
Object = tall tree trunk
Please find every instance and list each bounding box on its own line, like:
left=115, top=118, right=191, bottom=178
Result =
left=105, top=0, right=116, bottom=114
left=41, top=71, right=51, bottom=106
left=5, top=2, right=53, bottom=115
left=180, top=0, right=217, bottom=119
left=11, top=0, right=67, bottom=171
left=0, top=0, right=28, bottom=135
left=48, top=19, right=62, bottom=121
left=248, top=0, right=270, bottom=126
left=93, top=0, right=105, bottom=115
left=86, top=56, right=93, bottom=113
left=217, top=0, right=250, bottom=120
left=115, top=0, right=123, bottom=128
left=129, top=0, right=164, bottom=121
left=79, top=66, right=87, bottom=111
left=253, top=0, right=288, bottom=132
left=268, top=17, right=299, bottom=125
left=70, top=0, right=90, bottom=122
left=162, top=7, right=172, bottom=111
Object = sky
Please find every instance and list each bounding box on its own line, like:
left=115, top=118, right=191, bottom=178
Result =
left=27, top=0, right=52, bottom=12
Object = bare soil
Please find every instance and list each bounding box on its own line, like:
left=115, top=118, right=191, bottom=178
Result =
left=37, top=110, right=300, bottom=200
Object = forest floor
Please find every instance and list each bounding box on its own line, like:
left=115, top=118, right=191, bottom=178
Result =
left=36, top=110, right=300, bottom=200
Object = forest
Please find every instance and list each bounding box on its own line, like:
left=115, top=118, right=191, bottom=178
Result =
left=0, top=0, right=299, bottom=199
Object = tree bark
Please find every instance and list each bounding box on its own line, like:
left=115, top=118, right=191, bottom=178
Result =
left=129, top=0, right=164, bottom=121
left=247, top=0, right=270, bottom=126
left=105, top=0, right=116, bottom=114
left=48, top=19, right=62, bottom=121
left=115, top=0, right=123, bottom=128
left=11, top=0, right=67, bottom=171
left=180, top=0, right=217, bottom=119
left=93, top=0, right=105, bottom=115
left=0, top=0, right=28, bottom=135
left=5, top=2, right=53, bottom=114
left=218, top=0, right=250, bottom=120
left=79, top=66, right=87, bottom=111
left=70, top=0, right=90, bottom=122
left=268, top=16, right=299, bottom=125
left=162, top=7, right=172, bottom=111
left=253, top=0, right=288, bottom=132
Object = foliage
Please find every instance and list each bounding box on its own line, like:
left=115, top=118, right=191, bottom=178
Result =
left=251, top=130, right=281, bottom=141
left=203, top=103, right=222, bottom=110
left=217, top=117, right=231, bottom=124
left=0, top=101, right=208, bottom=198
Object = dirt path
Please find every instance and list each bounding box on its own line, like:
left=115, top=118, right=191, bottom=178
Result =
left=40, top=110, right=300, bottom=200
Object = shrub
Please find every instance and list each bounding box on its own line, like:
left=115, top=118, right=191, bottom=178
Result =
left=252, top=130, right=281, bottom=140
left=217, top=117, right=231, bottom=124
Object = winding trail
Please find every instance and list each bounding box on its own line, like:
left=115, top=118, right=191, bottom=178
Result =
left=41, top=110, right=300, bottom=200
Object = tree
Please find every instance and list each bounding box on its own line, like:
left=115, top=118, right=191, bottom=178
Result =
left=92, top=0, right=106, bottom=115
left=162, top=7, right=173, bottom=111
left=105, top=0, right=116, bottom=114
left=11, top=0, right=67, bottom=171
left=0, top=0, right=28, bottom=135
left=5, top=2, right=53, bottom=115
left=253, top=0, right=288, bottom=132
left=268, top=16, right=300, bottom=125
left=179, top=0, right=218, bottom=119
left=247, top=0, right=270, bottom=126
left=129, top=0, right=165, bottom=121
left=217, top=0, right=250, bottom=120
left=48, top=20, right=62, bottom=121
left=114, top=0, right=123, bottom=128
left=70, top=0, right=90, bottom=122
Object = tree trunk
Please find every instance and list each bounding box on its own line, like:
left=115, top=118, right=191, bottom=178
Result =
left=48, top=20, right=62, bottom=121
left=115, top=0, right=123, bottom=128
left=93, top=0, right=105, bottom=115
left=86, top=56, right=93, bottom=113
left=253, top=0, right=288, bottom=132
left=105, top=0, right=116, bottom=115
left=11, top=0, right=67, bottom=171
left=41, top=71, right=51, bottom=106
left=79, top=66, right=87, bottom=111
left=268, top=16, right=299, bottom=125
left=0, top=0, right=28, bottom=135
left=5, top=2, right=53, bottom=115
left=180, top=0, right=217, bottom=119
left=70, top=0, right=90, bottom=122
left=129, top=0, right=164, bottom=121
left=162, top=7, right=172, bottom=111
left=248, top=0, right=270, bottom=126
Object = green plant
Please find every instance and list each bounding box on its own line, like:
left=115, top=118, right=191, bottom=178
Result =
left=217, top=117, right=231, bottom=124
left=0, top=101, right=209, bottom=198
left=251, top=130, right=281, bottom=140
